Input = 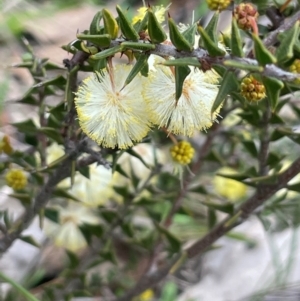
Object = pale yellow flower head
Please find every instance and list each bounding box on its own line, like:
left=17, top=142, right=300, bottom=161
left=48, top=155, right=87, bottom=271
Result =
left=132, top=5, right=167, bottom=25
left=213, top=167, right=247, bottom=202
left=5, top=169, right=27, bottom=191
left=45, top=202, right=100, bottom=252
left=143, top=64, right=220, bottom=136
left=75, top=65, right=151, bottom=149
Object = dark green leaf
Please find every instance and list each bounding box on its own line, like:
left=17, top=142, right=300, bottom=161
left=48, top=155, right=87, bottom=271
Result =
left=52, top=188, right=81, bottom=202
left=262, top=76, right=284, bottom=111
left=66, top=250, right=80, bottom=269
left=32, top=75, right=67, bottom=89
left=162, top=57, right=201, bottom=67
left=287, top=182, right=300, bottom=192
left=12, top=119, right=37, bottom=135
left=202, top=200, right=234, bottom=215
left=175, top=65, right=190, bottom=101
left=39, top=127, right=63, bottom=144
left=253, top=34, right=277, bottom=65
left=208, top=208, right=217, bottom=229
left=276, top=21, right=299, bottom=63
left=211, top=70, right=239, bottom=114
left=100, top=209, right=119, bottom=223
left=198, top=26, right=225, bottom=56
left=231, top=18, right=243, bottom=57
left=20, top=236, right=40, bottom=248
left=126, top=148, right=150, bottom=169
left=182, top=23, right=197, bottom=46
left=44, top=208, right=59, bottom=223
left=154, top=222, right=181, bottom=252
left=90, top=11, right=102, bottom=34
left=242, top=140, right=258, bottom=157
left=203, top=12, right=219, bottom=43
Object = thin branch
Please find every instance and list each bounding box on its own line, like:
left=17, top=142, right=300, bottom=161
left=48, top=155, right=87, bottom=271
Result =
left=114, top=156, right=300, bottom=301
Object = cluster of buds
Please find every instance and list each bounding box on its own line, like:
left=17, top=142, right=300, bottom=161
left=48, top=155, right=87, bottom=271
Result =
left=0, top=136, right=13, bottom=155
left=289, top=59, right=300, bottom=84
left=233, top=3, right=259, bottom=31
left=170, top=141, right=195, bottom=165
left=241, top=75, right=266, bottom=102
left=5, top=169, right=27, bottom=191
left=206, top=0, right=231, bottom=11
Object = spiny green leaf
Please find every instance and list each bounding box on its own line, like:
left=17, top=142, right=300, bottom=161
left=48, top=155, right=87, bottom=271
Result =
left=116, top=5, right=139, bottom=41
left=90, top=45, right=123, bottom=60
left=203, top=12, right=219, bottom=43
left=154, top=222, right=181, bottom=252
left=276, top=21, right=299, bottom=64
left=231, top=18, right=244, bottom=57
left=253, top=34, right=277, bottom=65
left=198, top=26, right=225, bottom=57
left=20, top=236, right=40, bottom=248
left=148, top=7, right=167, bottom=44
left=175, top=65, right=190, bottom=102
left=262, top=76, right=284, bottom=111
left=211, top=70, right=239, bottom=114
left=103, top=8, right=119, bottom=39
left=182, top=23, right=197, bottom=46
left=32, top=75, right=67, bottom=89
left=224, top=60, right=263, bottom=72
left=162, top=57, right=201, bottom=67
left=168, top=16, right=193, bottom=51
left=90, top=11, right=102, bottom=34
left=76, top=34, right=111, bottom=48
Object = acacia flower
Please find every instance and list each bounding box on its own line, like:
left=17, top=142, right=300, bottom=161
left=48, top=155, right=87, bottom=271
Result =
left=5, top=169, right=27, bottom=191
left=45, top=202, right=100, bottom=252
left=143, top=65, right=220, bottom=136
left=0, top=136, right=13, bottom=155
left=75, top=65, right=150, bottom=149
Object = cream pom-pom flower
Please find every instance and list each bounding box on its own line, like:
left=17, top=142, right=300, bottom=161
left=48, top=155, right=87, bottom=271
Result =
left=75, top=65, right=151, bottom=149
left=143, top=64, right=220, bottom=136
left=45, top=202, right=100, bottom=252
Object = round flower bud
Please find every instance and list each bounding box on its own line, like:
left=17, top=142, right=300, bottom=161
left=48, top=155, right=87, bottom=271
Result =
left=233, top=3, right=259, bottom=30
left=206, top=0, right=231, bottom=11
left=5, top=169, right=27, bottom=191
left=289, top=59, right=300, bottom=84
left=241, top=75, right=266, bottom=102
left=170, top=141, right=195, bottom=165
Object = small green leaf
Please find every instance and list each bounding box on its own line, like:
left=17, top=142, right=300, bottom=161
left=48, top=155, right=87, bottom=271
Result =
left=162, top=57, right=201, bottom=67
left=154, top=222, right=181, bottom=252
left=103, top=8, right=119, bottom=39
left=12, top=119, right=37, bottom=134
left=77, top=34, right=111, bottom=48
left=175, top=65, right=190, bottom=102
left=182, top=23, right=197, bottom=46
left=0, top=272, right=41, bottom=301
left=90, top=45, right=123, bottom=60
left=198, top=26, right=225, bottom=57
left=100, top=209, right=119, bottom=223
left=44, top=208, right=59, bottom=223
left=20, top=236, right=40, bottom=248
left=148, top=7, right=167, bottom=44
left=276, top=21, right=299, bottom=64
left=160, top=282, right=178, bottom=301
left=242, top=140, right=258, bottom=157
left=39, top=127, right=63, bottom=144
left=32, top=75, right=67, bottom=89
left=90, top=11, right=102, bottom=34
left=202, top=200, right=234, bottom=215
left=253, top=34, right=277, bottom=65
left=168, top=16, right=193, bottom=51
left=9, top=193, right=31, bottom=205
left=66, top=250, right=80, bottom=268
left=231, top=18, right=244, bottom=57
left=116, top=5, right=139, bottom=41
left=224, top=60, right=263, bottom=72
left=203, top=12, right=219, bottom=43
left=53, top=188, right=81, bottom=202
left=121, top=41, right=155, bottom=51
left=208, top=208, right=217, bottom=229
left=211, top=70, right=239, bottom=114
left=262, top=76, right=284, bottom=111
left=126, top=148, right=150, bottom=169
left=287, top=182, right=300, bottom=192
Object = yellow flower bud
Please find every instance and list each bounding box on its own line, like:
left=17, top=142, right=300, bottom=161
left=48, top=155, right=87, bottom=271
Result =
left=138, top=289, right=154, bottom=301
left=289, top=59, right=300, bottom=84
left=206, top=0, right=231, bottom=11
left=233, top=3, right=259, bottom=31
left=170, top=141, right=195, bottom=165
left=241, top=75, right=266, bottom=102
left=5, top=169, right=27, bottom=191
